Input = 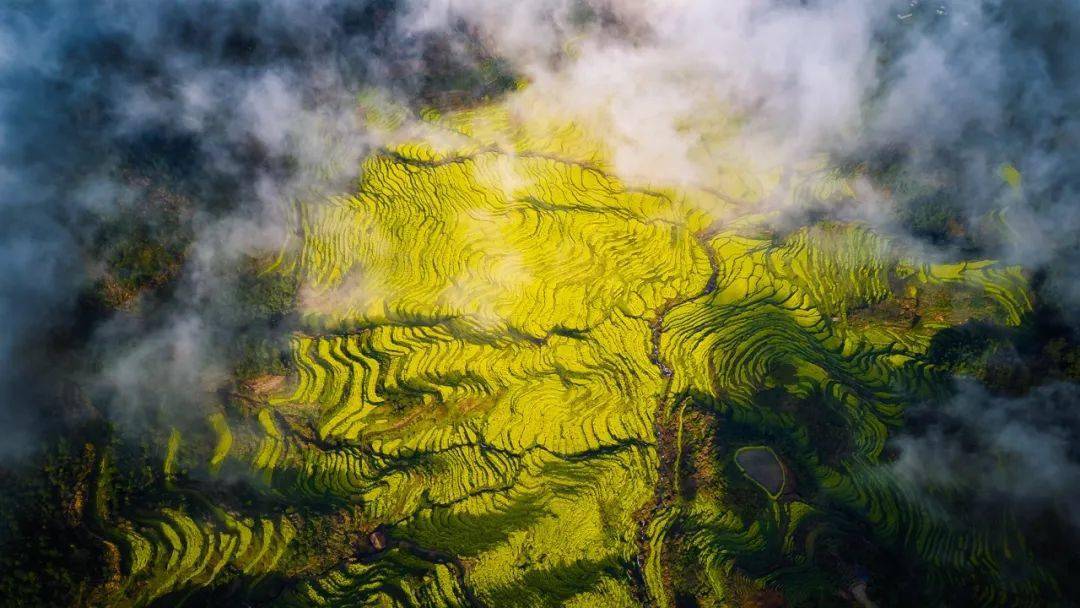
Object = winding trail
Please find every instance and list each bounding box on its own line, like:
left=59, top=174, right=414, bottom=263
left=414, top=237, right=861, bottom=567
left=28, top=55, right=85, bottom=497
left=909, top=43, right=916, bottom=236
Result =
left=636, top=220, right=723, bottom=607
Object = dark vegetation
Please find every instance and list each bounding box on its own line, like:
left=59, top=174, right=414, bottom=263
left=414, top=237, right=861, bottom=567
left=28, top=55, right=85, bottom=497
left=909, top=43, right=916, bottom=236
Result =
left=0, top=436, right=109, bottom=606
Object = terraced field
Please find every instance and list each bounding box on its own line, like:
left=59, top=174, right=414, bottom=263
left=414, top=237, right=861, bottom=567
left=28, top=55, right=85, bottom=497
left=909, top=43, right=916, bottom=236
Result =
left=88, top=101, right=1051, bottom=607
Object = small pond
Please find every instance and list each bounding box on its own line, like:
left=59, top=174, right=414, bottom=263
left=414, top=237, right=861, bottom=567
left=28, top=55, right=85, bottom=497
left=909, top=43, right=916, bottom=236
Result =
left=735, top=446, right=785, bottom=497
